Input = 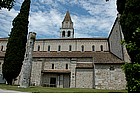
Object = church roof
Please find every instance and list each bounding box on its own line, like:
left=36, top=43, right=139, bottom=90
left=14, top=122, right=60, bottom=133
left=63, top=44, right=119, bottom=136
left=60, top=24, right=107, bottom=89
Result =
left=63, top=11, right=72, bottom=23
left=32, top=51, right=124, bottom=64
left=0, top=51, right=124, bottom=64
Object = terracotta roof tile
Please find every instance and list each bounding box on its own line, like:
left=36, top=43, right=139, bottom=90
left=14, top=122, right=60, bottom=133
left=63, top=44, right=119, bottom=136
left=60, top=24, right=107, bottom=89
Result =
left=33, top=51, right=124, bottom=64
left=0, top=51, right=124, bottom=64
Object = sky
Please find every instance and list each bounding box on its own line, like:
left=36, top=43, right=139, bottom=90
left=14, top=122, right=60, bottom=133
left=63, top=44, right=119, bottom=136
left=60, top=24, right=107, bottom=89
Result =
left=0, top=0, right=118, bottom=39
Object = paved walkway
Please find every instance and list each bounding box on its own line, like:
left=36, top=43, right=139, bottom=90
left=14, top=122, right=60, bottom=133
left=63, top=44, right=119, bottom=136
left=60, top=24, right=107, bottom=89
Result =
left=0, top=89, right=23, bottom=93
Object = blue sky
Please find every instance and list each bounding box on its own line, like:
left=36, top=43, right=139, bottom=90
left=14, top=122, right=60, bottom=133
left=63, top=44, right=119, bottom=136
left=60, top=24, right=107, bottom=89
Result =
left=0, top=0, right=117, bottom=39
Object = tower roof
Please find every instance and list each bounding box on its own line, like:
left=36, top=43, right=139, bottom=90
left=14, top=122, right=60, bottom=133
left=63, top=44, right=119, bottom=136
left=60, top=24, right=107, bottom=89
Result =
left=63, top=11, right=72, bottom=22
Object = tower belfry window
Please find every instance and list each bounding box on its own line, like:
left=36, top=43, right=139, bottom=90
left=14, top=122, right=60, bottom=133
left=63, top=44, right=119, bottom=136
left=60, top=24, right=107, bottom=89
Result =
left=62, top=31, right=65, bottom=37
left=68, top=31, right=71, bottom=37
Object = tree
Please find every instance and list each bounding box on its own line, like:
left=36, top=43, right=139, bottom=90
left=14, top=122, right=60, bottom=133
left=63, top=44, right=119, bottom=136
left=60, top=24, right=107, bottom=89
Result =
left=0, top=0, right=15, bottom=10
left=2, top=0, right=31, bottom=85
left=117, top=0, right=140, bottom=92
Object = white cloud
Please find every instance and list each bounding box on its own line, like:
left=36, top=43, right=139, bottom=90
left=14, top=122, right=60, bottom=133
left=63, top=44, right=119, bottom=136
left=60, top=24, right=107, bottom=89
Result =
left=0, top=0, right=118, bottom=38
left=0, top=9, right=19, bottom=37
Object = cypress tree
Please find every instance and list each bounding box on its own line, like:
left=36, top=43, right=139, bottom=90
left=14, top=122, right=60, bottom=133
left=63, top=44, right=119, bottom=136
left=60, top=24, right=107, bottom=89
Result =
left=2, top=0, right=31, bottom=85
left=0, top=0, right=15, bottom=10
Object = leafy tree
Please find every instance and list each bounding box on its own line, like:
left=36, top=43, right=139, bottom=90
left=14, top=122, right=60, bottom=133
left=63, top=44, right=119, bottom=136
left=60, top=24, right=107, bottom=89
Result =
left=0, top=0, right=15, bottom=10
left=2, top=0, right=31, bottom=85
left=117, top=0, right=140, bottom=92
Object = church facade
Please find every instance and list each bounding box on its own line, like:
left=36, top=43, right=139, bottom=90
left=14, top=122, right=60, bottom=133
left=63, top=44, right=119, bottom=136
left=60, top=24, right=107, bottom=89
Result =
left=0, top=11, right=130, bottom=89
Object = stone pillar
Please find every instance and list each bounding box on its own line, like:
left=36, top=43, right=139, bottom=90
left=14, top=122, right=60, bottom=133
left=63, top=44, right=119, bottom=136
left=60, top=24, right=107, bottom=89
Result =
left=70, top=58, right=77, bottom=88
left=19, top=32, right=36, bottom=88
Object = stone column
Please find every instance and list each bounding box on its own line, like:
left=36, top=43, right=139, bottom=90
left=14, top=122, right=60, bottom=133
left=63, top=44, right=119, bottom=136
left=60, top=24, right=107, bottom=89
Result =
left=70, top=58, right=77, bottom=88
left=19, top=32, right=36, bottom=88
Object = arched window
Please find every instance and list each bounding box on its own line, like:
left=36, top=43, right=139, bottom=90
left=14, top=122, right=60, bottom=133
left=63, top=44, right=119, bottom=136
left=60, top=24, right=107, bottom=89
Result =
left=100, top=45, right=103, bottom=51
left=1, top=45, right=3, bottom=51
left=58, top=45, right=61, bottom=51
left=92, top=45, right=95, bottom=51
left=48, top=45, right=50, bottom=52
left=62, top=31, right=65, bottom=37
left=38, top=45, right=40, bottom=51
left=81, top=45, right=84, bottom=52
left=68, top=31, right=71, bottom=37
left=69, top=45, right=72, bottom=51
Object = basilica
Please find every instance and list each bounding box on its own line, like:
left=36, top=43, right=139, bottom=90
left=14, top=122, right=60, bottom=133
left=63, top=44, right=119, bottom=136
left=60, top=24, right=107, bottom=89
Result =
left=0, top=11, right=130, bottom=89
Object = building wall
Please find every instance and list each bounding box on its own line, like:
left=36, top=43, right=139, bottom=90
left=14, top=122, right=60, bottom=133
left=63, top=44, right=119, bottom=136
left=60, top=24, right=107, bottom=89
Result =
left=76, top=68, right=93, bottom=88
left=34, top=39, right=109, bottom=52
left=108, top=17, right=123, bottom=60
left=0, top=38, right=109, bottom=53
left=30, top=59, right=43, bottom=86
left=43, top=58, right=71, bottom=70
left=94, top=64, right=126, bottom=90
left=0, top=39, right=7, bottom=51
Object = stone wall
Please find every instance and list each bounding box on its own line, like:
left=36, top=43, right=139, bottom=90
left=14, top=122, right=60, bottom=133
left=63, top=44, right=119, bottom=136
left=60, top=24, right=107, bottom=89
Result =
left=94, top=64, right=126, bottom=90
left=30, top=59, right=43, bottom=86
left=43, top=58, right=71, bottom=70
left=76, top=68, right=93, bottom=88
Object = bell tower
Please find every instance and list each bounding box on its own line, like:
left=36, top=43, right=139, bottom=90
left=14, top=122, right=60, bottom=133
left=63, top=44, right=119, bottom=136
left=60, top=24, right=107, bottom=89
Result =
left=60, top=11, right=74, bottom=38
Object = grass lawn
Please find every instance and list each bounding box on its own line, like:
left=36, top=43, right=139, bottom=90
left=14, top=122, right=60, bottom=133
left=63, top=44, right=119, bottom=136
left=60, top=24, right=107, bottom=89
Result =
left=0, top=84, right=127, bottom=93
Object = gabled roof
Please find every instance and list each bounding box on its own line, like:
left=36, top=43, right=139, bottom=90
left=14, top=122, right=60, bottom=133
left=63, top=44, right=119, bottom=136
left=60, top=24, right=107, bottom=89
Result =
left=62, top=11, right=72, bottom=23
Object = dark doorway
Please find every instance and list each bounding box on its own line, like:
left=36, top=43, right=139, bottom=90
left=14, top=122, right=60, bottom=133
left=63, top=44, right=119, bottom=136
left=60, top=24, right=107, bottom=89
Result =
left=50, top=77, right=56, bottom=87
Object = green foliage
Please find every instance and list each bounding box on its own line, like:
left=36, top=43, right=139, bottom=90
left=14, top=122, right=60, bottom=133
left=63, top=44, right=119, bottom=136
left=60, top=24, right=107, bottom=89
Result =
left=116, top=0, right=126, bottom=14
left=120, top=0, right=140, bottom=44
left=118, top=0, right=140, bottom=92
left=122, top=63, right=140, bottom=92
left=0, top=0, right=15, bottom=10
left=2, top=0, right=31, bottom=84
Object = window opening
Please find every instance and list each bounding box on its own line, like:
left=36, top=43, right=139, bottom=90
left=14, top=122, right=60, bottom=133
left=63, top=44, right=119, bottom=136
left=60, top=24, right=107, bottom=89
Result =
left=110, top=66, right=115, bottom=71
left=81, top=45, right=84, bottom=52
left=68, top=31, right=71, bottom=37
left=58, top=45, right=61, bottom=51
left=69, top=45, right=72, bottom=51
left=52, top=64, right=54, bottom=69
left=100, top=45, right=103, bottom=51
left=38, top=45, right=40, bottom=51
left=48, top=45, right=50, bottom=52
left=66, top=64, right=68, bottom=69
left=62, top=31, right=65, bottom=37
left=1, top=45, right=3, bottom=51
left=92, top=45, right=95, bottom=51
